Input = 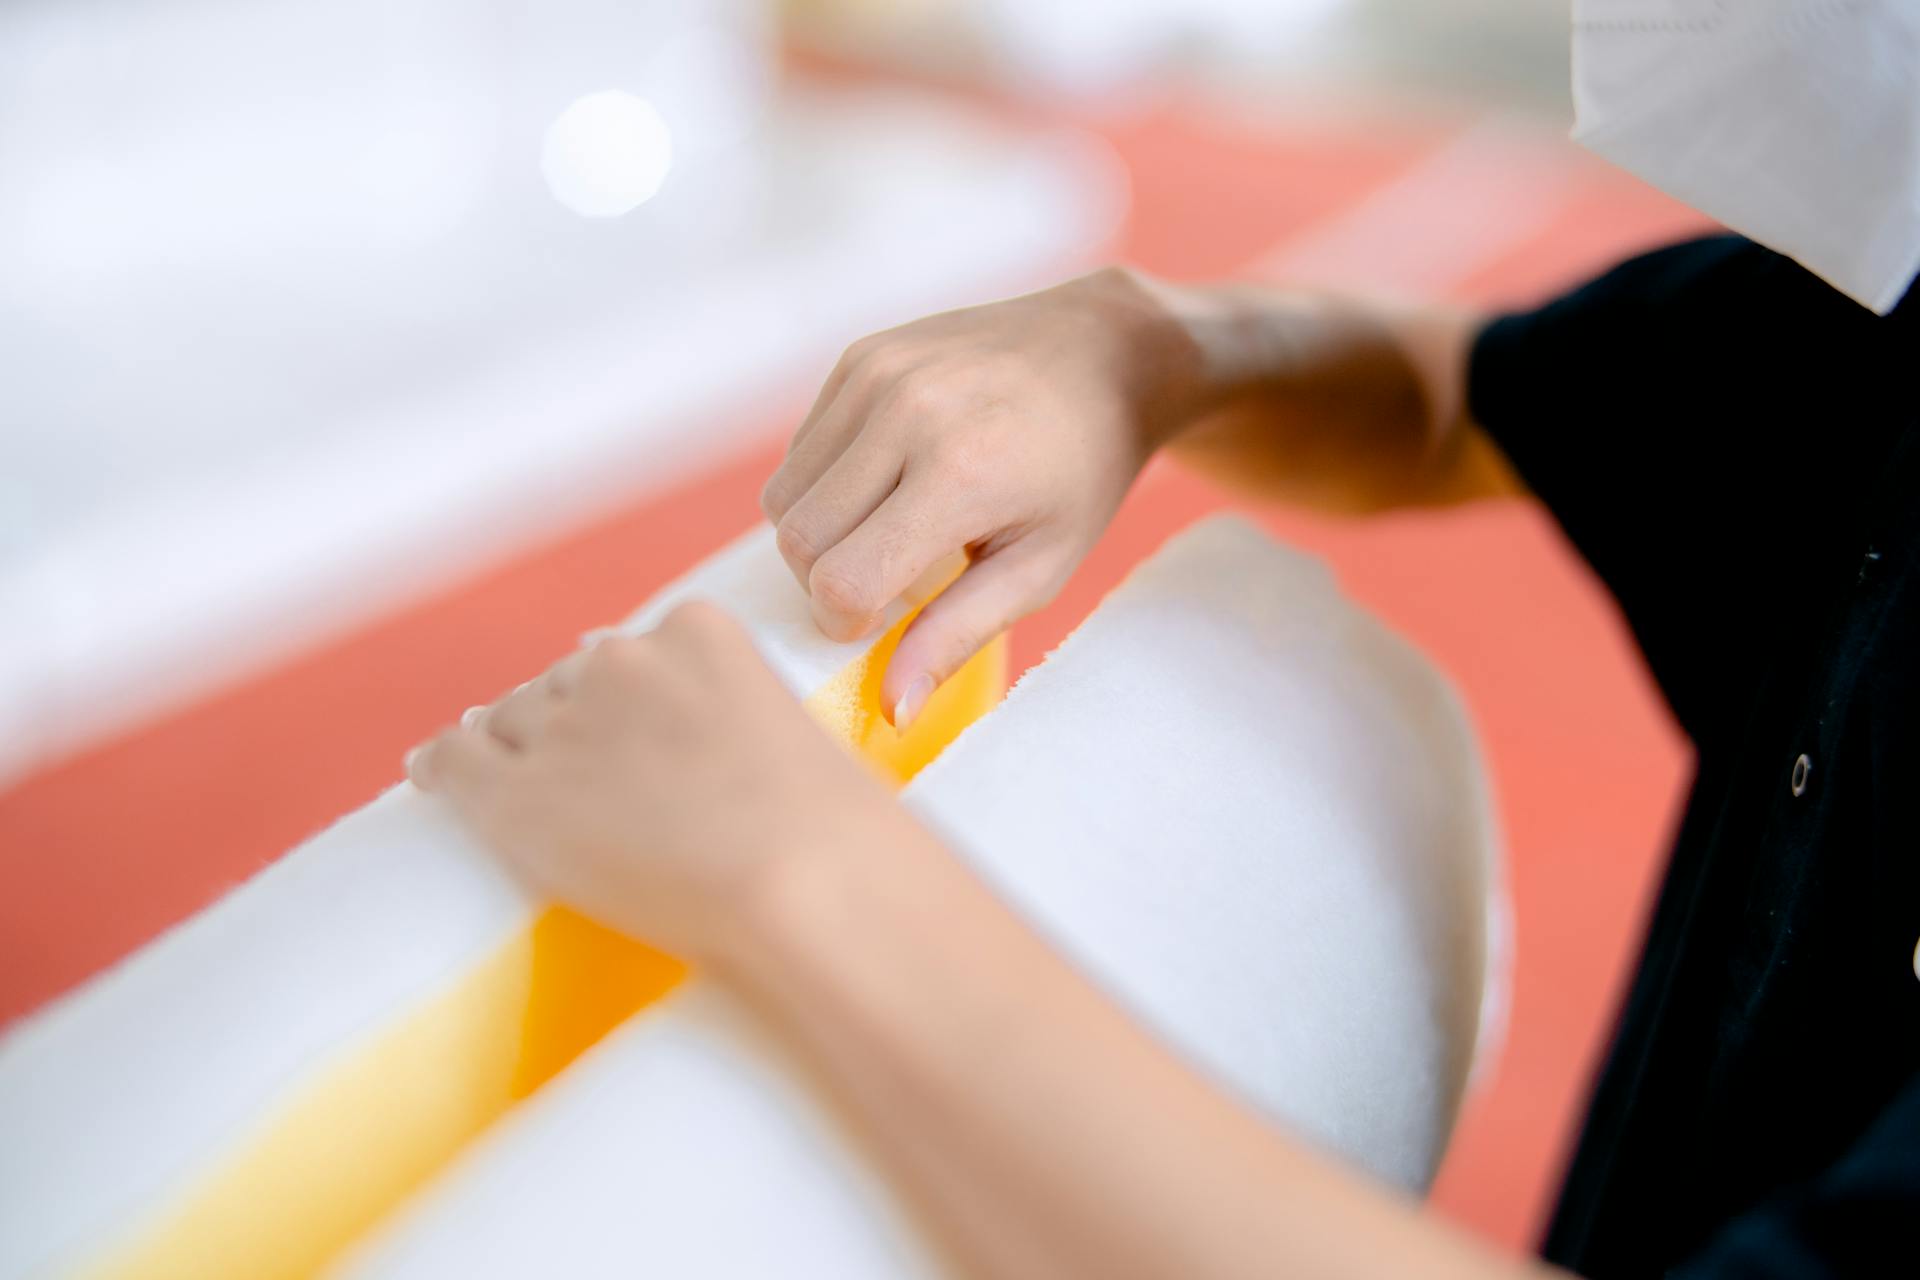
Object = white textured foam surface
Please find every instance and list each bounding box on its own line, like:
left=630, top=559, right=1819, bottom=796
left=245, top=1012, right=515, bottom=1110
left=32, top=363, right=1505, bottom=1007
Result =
left=0, top=522, right=893, bottom=1280
left=0, top=787, right=525, bottom=1280
left=908, top=516, right=1493, bottom=1189
left=340, top=515, right=1497, bottom=1278
left=337, top=985, right=942, bottom=1280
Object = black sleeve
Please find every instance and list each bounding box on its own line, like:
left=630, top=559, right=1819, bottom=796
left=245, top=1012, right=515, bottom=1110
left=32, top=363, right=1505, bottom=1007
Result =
left=1668, top=1073, right=1920, bottom=1279
left=1467, top=236, right=1910, bottom=748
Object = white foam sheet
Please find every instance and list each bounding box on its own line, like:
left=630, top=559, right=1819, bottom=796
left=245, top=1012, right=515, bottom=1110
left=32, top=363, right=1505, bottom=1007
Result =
left=0, top=787, right=525, bottom=1280
left=0, top=523, right=893, bottom=1280
left=340, top=515, right=1497, bottom=1278
left=338, top=986, right=942, bottom=1280
left=908, top=516, right=1493, bottom=1188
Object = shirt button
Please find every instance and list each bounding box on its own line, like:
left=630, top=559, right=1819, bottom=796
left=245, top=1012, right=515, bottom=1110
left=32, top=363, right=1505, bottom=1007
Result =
left=1790, top=753, right=1812, bottom=797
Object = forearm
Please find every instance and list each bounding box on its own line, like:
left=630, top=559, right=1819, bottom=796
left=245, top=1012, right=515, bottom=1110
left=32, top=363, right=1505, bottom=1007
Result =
left=717, top=819, right=1553, bottom=1280
left=1129, top=274, right=1520, bottom=512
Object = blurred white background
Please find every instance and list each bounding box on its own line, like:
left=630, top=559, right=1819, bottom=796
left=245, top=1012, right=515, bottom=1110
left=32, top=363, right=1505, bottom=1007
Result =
left=0, top=0, right=1572, bottom=781
left=0, top=0, right=1134, bottom=781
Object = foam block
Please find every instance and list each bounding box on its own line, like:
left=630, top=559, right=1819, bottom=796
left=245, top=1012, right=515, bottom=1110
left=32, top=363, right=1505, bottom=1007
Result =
left=0, top=525, right=1005, bottom=1280
left=907, top=516, right=1494, bottom=1188
left=336, top=516, right=1498, bottom=1279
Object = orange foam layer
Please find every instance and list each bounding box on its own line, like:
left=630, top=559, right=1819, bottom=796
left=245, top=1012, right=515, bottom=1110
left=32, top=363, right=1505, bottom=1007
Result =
left=81, top=626, right=1006, bottom=1279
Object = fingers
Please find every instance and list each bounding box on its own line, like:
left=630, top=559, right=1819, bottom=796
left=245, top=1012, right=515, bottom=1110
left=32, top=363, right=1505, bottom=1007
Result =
left=407, top=724, right=512, bottom=808
left=567, top=617, right=717, bottom=713
left=884, top=543, right=1056, bottom=729
left=763, top=407, right=847, bottom=525
left=779, top=340, right=867, bottom=465
left=761, top=360, right=874, bottom=525
left=765, top=338, right=1000, bottom=648
left=805, top=479, right=972, bottom=644
left=484, top=678, right=560, bottom=750
left=543, top=648, right=594, bottom=698
left=772, top=434, right=903, bottom=602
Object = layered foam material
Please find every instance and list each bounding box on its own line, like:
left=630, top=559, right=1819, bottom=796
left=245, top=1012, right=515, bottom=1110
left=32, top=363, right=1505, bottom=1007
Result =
left=336, top=516, right=1498, bottom=1279
left=0, top=526, right=1006, bottom=1280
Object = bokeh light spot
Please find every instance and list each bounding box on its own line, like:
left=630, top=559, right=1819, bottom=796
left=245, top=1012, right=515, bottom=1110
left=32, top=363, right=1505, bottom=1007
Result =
left=540, top=90, right=674, bottom=218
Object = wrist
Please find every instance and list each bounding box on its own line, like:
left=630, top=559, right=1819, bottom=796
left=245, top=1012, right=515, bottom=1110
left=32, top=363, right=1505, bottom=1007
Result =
left=1079, top=266, right=1216, bottom=455
left=1151, top=283, right=1484, bottom=449
left=1103, top=270, right=1343, bottom=450
left=707, top=797, right=942, bottom=999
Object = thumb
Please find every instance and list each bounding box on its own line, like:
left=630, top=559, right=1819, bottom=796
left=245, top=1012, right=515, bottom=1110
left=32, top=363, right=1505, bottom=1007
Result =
left=884, top=544, right=1054, bottom=730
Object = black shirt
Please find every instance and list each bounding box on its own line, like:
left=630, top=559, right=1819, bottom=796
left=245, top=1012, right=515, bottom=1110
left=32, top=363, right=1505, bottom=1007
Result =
left=1468, top=236, right=1920, bottom=1278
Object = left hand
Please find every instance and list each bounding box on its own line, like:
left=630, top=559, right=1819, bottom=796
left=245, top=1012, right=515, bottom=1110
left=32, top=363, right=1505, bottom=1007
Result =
left=406, top=601, right=909, bottom=963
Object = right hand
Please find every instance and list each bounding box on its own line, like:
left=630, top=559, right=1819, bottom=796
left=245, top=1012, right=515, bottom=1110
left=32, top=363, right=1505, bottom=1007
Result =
left=761, top=267, right=1203, bottom=728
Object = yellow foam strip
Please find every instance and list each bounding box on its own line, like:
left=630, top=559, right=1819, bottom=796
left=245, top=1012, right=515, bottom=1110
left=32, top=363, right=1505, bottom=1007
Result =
left=83, top=625, right=1006, bottom=1280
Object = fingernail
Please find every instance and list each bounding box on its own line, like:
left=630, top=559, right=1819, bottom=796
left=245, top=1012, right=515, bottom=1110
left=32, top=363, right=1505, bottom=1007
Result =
left=404, top=746, right=423, bottom=780
left=892, top=674, right=935, bottom=733
left=460, top=705, right=486, bottom=729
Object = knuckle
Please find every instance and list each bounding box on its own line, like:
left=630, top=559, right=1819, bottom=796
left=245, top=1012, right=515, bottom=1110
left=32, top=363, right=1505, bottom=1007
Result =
left=775, top=515, right=823, bottom=569
left=1029, top=560, right=1070, bottom=609
left=406, top=741, right=438, bottom=787
left=809, top=560, right=877, bottom=619
left=759, top=470, right=793, bottom=519
left=935, top=617, right=984, bottom=669
left=545, top=652, right=587, bottom=696
left=662, top=598, right=734, bottom=639
left=855, top=338, right=914, bottom=384
left=1002, top=547, right=1060, bottom=600
left=887, top=368, right=953, bottom=418
left=582, top=638, right=659, bottom=700
left=415, top=732, right=457, bottom=783
left=588, top=633, right=647, bottom=674
left=504, top=691, right=546, bottom=733
left=838, top=334, right=878, bottom=372
left=1027, top=576, right=1064, bottom=611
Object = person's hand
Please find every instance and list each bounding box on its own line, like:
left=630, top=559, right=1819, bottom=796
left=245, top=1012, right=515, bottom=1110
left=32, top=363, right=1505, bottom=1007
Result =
left=761, top=267, right=1204, bottom=729
left=405, top=602, right=915, bottom=963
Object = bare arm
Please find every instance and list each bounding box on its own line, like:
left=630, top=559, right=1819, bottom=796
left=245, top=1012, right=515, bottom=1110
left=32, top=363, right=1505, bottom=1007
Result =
left=730, top=810, right=1546, bottom=1280
left=410, top=611, right=1554, bottom=1280
left=1156, top=283, right=1522, bottom=513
